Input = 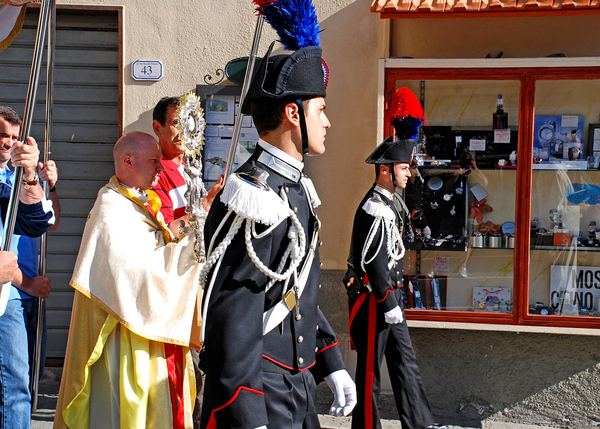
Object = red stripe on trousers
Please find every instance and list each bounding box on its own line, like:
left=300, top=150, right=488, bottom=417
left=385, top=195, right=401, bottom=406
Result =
left=364, top=292, right=377, bottom=429
left=348, top=293, right=367, bottom=351
left=165, top=343, right=185, bottom=429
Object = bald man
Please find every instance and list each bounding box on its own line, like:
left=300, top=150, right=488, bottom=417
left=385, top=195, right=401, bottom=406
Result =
left=55, top=132, right=203, bottom=429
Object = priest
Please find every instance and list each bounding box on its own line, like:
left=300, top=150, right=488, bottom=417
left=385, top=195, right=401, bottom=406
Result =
left=54, top=132, right=203, bottom=429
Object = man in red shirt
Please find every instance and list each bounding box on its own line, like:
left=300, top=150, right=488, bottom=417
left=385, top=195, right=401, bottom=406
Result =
left=151, top=96, right=223, bottom=236
left=151, top=96, right=222, bottom=428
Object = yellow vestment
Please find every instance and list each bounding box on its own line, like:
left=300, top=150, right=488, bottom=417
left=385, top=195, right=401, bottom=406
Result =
left=54, top=177, right=202, bottom=429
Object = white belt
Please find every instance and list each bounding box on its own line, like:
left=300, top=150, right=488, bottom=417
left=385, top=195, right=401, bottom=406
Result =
left=262, top=224, right=319, bottom=335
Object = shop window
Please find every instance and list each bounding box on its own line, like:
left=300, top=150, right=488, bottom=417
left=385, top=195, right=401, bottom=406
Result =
left=385, top=63, right=600, bottom=328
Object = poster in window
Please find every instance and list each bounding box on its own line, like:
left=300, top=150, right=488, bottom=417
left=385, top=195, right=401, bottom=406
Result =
left=534, top=115, right=584, bottom=160
left=204, top=137, right=229, bottom=189
left=205, top=95, right=235, bottom=125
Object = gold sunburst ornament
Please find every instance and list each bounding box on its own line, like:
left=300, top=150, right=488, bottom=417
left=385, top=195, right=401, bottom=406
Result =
left=176, top=90, right=205, bottom=158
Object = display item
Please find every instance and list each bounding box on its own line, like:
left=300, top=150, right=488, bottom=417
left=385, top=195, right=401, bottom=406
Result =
left=587, top=156, right=600, bottom=169
left=569, top=146, right=582, bottom=160
left=501, top=221, right=515, bottom=235
left=588, top=221, right=597, bottom=240
left=531, top=217, right=540, bottom=235
left=431, top=279, right=442, bottom=311
left=549, top=209, right=558, bottom=229
left=487, top=234, right=501, bottom=248
left=428, top=176, right=443, bottom=191
left=493, top=94, right=508, bottom=130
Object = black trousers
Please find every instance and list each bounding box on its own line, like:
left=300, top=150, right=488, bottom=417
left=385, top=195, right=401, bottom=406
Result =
left=200, top=364, right=321, bottom=428
left=262, top=370, right=321, bottom=429
left=349, top=289, right=434, bottom=429
left=192, top=349, right=204, bottom=429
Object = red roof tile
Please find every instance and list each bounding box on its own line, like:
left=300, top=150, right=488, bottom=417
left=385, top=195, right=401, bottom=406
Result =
left=372, top=0, right=600, bottom=14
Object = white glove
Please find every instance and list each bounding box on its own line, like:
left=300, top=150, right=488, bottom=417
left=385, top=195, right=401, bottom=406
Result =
left=325, top=369, right=357, bottom=417
left=384, top=305, right=404, bottom=324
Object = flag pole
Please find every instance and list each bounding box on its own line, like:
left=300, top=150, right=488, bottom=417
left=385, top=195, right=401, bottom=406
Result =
left=0, top=0, right=53, bottom=316
left=31, top=0, right=56, bottom=412
left=222, top=15, right=264, bottom=185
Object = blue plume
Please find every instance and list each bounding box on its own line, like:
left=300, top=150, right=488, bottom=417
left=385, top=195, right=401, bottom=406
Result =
left=393, top=116, right=423, bottom=140
left=259, top=0, right=320, bottom=51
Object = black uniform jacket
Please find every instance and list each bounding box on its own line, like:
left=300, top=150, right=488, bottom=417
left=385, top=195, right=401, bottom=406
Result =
left=202, top=145, right=345, bottom=428
left=349, top=184, right=403, bottom=313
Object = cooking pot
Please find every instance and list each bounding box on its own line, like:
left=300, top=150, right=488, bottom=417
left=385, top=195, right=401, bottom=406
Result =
left=487, top=234, right=501, bottom=248
left=502, top=233, right=515, bottom=248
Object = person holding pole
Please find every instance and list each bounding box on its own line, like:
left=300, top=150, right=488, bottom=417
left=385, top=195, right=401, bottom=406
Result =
left=199, top=2, right=356, bottom=428
left=0, top=105, right=56, bottom=428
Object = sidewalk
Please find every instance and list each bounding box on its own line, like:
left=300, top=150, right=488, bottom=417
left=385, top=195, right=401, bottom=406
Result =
left=32, top=367, right=555, bottom=429
left=318, top=415, right=554, bottom=429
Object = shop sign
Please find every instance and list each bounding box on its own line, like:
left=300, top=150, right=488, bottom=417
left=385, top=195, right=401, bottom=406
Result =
left=550, top=265, right=600, bottom=310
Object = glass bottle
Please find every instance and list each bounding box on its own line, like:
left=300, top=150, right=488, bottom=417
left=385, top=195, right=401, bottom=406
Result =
left=493, top=94, right=508, bottom=129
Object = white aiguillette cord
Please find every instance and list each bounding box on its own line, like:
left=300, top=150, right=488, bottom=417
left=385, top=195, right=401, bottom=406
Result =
left=199, top=171, right=306, bottom=341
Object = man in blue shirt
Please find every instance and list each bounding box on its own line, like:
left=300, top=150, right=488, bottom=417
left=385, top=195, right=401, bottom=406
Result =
left=0, top=105, right=56, bottom=428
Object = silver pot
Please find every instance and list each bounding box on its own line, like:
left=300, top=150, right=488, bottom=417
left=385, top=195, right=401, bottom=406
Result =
left=487, top=234, right=501, bottom=248
left=502, top=233, right=515, bottom=248
left=472, top=233, right=484, bottom=248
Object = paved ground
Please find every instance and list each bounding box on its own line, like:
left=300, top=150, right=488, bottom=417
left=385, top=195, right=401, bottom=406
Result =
left=318, top=415, right=555, bottom=429
left=31, top=367, right=555, bottom=429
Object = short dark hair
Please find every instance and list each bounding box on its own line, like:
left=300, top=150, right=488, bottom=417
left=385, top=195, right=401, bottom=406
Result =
left=250, top=98, right=310, bottom=135
left=0, top=105, right=22, bottom=126
left=153, top=97, right=179, bottom=126
left=374, top=163, right=393, bottom=180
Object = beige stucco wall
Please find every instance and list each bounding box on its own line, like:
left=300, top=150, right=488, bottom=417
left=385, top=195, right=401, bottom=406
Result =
left=56, top=0, right=384, bottom=271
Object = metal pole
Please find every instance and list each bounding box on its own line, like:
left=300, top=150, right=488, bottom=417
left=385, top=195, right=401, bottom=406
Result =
left=222, top=15, right=264, bottom=185
left=0, top=0, right=53, bottom=316
left=31, top=0, right=55, bottom=413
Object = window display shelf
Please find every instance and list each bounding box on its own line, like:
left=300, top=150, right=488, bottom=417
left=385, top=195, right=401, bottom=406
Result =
left=532, top=245, right=600, bottom=252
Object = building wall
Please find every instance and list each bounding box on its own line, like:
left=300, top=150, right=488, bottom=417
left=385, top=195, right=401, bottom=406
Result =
left=51, top=1, right=600, bottom=426
left=57, top=0, right=383, bottom=272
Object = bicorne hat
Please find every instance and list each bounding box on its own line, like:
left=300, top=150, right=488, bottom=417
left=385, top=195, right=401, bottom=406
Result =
left=240, top=42, right=328, bottom=115
left=365, top=136, right=414, bottom=165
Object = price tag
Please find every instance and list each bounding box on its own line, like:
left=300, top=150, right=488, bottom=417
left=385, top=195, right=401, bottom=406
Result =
left=469, top=139, right=486, bottom=151
left=132, top=60, right=163, bottom=81
left=561, top=115, right=578, bottom=128
left=434, top=256, right=449, bottom=272
left=494, top=129, right=511, bottom=143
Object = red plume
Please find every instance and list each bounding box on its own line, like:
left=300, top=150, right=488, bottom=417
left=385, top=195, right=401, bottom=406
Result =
left=390, top=87, right=424, bottom=123
left=252, top=0, right=276, bottom=9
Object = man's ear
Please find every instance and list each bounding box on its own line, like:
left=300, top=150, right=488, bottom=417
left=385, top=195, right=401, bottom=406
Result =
left=123, top=155, right=133, bottom=170
left=379, top=164, right=389, bottom=176
left=152, top=120, right=162, bottom=138
left=283, top=102, right=300, bottom=127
